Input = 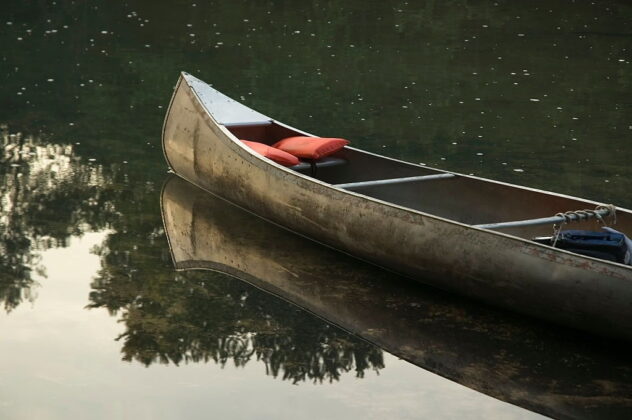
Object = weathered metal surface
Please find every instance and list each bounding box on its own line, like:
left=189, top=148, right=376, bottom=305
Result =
left=161, top=175, right=632, bottom=420
left=162, top=72, right=632, bottom=340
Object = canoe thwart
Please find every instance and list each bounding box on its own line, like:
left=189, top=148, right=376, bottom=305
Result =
left=474, top=207, right=614, bottom=230
left=336, top=173, right=456, bottom=190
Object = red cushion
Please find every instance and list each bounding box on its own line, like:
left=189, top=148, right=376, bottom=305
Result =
left=241, top=140, right=300, bottom=167
left=272, top=136, right=349, bottom=160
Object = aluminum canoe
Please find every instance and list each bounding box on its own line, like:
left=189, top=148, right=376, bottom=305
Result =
left=162, top=72, right=632, bottom=339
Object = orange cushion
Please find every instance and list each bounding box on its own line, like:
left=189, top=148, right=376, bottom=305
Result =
left=241, top=140, right=299, bottom=167
left=272, top=136, right=349, bottom=160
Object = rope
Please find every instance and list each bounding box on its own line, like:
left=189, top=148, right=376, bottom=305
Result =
left=596, top=204, right=617, bottom=227
left=551, top=205, right=617, bottom=247
left=552, top=212, right=569, bottom=247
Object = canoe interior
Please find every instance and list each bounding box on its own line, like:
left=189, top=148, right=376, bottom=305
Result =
left=227, top=122, right=632, bottom=240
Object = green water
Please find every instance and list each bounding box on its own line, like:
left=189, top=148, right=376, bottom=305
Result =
left=1, top=1, right=631, bottom=419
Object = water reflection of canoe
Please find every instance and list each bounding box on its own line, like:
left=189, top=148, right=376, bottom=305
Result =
left=162, top=72, right=632, bottom=340
left=160, top=175, right=632, bottom=420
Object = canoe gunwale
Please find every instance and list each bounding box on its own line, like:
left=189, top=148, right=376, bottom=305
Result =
left=167, top=72, right=632, bottom=275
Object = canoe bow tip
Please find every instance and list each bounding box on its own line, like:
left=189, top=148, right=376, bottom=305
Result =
left=179, top=71, right=198, bottom=85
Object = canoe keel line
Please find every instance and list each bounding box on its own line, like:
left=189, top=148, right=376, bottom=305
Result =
left=162, top=72, right=632, bottom=340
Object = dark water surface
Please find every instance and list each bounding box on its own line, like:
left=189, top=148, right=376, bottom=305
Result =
left=1, top=1, right=631, bottom=419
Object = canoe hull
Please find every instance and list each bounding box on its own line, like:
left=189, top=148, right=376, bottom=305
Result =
left=163, top=73, right=632, bottom=340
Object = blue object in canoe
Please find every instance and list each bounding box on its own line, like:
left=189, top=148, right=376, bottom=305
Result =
left=533, top=229, right=631, bottom=265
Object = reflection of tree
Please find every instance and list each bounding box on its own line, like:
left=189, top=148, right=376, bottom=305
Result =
left=1, top=0, right=628, bottom=386
left=0, top=125, right=118, bottom=311
left=89, top=213, right=383, bottom=383
left=84, top=169, right=384, bottom=383
left=120, top=272, right=383, bottom=384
